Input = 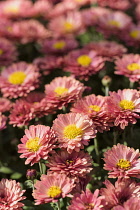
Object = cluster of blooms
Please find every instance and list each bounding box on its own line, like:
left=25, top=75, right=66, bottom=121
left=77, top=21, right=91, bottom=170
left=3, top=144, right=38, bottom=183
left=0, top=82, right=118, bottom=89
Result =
left=0, top=0, right=140, bottom=209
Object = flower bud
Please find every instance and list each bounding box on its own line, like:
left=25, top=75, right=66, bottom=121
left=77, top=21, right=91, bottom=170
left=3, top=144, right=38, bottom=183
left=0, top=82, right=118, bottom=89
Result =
left=26, top=169, right=37, bottom=180
left=102, top=75, right=112, bottom=87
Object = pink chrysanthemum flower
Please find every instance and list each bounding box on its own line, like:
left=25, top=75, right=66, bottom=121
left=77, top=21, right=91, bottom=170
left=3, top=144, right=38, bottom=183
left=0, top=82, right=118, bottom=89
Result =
left=136, top=3, right=140, bottom=21
left=0, top=113, right=7, bottom=130
left=0, top=97, right=12, bottom=113
left=106, top=89, right=140, bottom=129
left=45, top=76, right=85, bottom=109
left=0, top=178, right=26, bottom=210
left=0, top=62, right=40, bottom=99
left=32, top=173, right=75, bottom=204
left=113, top=197, right=140, bottom=210
left=103, top=143, right=140, bottom=179
left=52, top=113, right=96, bottom=153
left=68, top=189, right=105, bottom=210
left=115, top=54, right=140, bottom=82
left=0, top=0, right=33, bottom=19
left=71, top=94, right=113, bottom=133
left=85, top=41, right=127, bottom=61
left=100, top=178, right=140, bottom=210
left=97, top=0, right=130, bottom=10
left=47, top=150, right=93, bottom=180
left=18, top=125, right=57, bottom=165
left=33, top=55, right=64, bottom=75
left=0, top=37, right=17, bottom=67
left=9, top=100, right=34, bottom=127
left=97, top=10, right=132, bottom=38
left=64, top=49, right=105, bottom=81
left=40, top=37, right=78, bottom=55
left=12, top=19, right=50, bottom=44
left=48, top=11, right=85, bottom=37
left=64, top=0, right=96, bottom=8
left=31, top=0, right=53, bottom=18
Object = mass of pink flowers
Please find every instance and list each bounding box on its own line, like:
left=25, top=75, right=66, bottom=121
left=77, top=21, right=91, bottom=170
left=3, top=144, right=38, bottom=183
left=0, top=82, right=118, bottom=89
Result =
left=0, top=0, right=140, bottom=209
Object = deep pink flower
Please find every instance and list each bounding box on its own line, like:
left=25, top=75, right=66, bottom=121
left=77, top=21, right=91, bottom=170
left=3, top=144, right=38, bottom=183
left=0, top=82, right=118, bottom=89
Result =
left=0, top=18, right=14, bottom=39
left=0, top=97, right=12, bottom=113
left=64, top=49, right=105, bottom=81
left=47, top=150, right=93, bottom=180
left=71, top=94, right=113, bottom=133
left=103, top=143, right=140, bottom=179
left=97, top=0, right=130, bottom=10
left=52, top=113, right=96, bottom=153
left=18, top=125, right=57, bottom=165
left=0, top=178, right=26, bottom=210
left=0, top=62, right=40, bottom=99
left=106, top=89, right=140, bottom=129
left=68, top=189, right=105, bottom=210
left=33, top=173, right=75, bottom=204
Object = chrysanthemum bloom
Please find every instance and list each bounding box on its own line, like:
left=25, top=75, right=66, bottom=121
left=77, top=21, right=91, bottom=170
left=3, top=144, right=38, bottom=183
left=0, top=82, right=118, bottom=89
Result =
left=0, top=62, right=40, bottom=99
left=64, top=49, right=105, bottom=81
left=103, top=143, right=140, bottom=179
left=12, top=19, right=50, bottom=44
left=45, top=76, right=85, bottom=109
left=97, top=0, right=130, bottom=10
left=64, top=0, right=96, bottom=8
left=0, top=97, right=12, bottom=113
left=33, top=173, right=75, bottom=204
left=0, top=37, right=17, bottom=67
left=100, top=178, right=140, bottom=210
left=97, top=10, right=132, bottom=38
left=18, top=125, right=57, bottom=165
left=33, top=55, right=64, bottom=75
left=0, top=113, right=7, bottom=130
left=48, top=11, right=85, bottom=37
left=106, top=89, right=140, bottom=129
left=115, top=54, right=140, bottom=83
left=85, top=41, right=127, bottom=61
left=68, top=189, right=105, bottom=210
left=47, top=150, right=93, bottom=180
left=52, top=113, right=96, bottom=153
left=9, top=100, right=34, bottom=127
left=0, top=0, right=33, bottom=19
left=0, top=18, right=14, bottom=39
left=40, top=37, right=78, bottom=55
left=0, top=178, right=26, bottom=210
left=113, top=197, right=140, bottom=210
left=71, top=94, right=113, bottom=133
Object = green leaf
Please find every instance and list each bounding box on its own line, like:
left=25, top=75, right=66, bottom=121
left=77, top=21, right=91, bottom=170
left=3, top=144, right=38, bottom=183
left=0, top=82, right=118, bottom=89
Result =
left=24, top=180, right=33, bottom=189
left=0, top=166, right=14, bottom=174
left=10, top=172, right=23, bottom=179
left=86, top=145, right=95, bottom=154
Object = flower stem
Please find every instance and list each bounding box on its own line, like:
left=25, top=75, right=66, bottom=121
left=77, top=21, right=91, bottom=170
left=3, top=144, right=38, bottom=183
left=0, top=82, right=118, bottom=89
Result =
left=57, top=200, right=61, bottom=210
left=39, top=162, right=43, bottom=175
left=94, top=137, right=100, bottom=164
left=105, top=86, right=109, bottom=96
left=129, top=81, right=134, bottom=89
left=113, top=130, right=118, bottom=145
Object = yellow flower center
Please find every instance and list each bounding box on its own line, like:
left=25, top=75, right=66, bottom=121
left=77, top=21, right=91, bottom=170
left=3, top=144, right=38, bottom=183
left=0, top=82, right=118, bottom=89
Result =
left=84, top=203, right=94, bottom=210
left=117, top=159, right=131, bottom=170
left=66, top=160, right=73, bottom=164
left=0, top=49, right=3, bottom=55
left=77, top=55, right=92, bottom=67
left=63, top=124, right=83, bottom=139
left=54, top=87, right=68, bottom=96
left=26, top=137, right=40, bottom=152
left=8, top=71, right=26, bottom=85
left=47, top=186, right=62, bottom=198
left=130, top=30, right=140, bottom=39
left=64, top=22, right=74, bottom=32
left=53, top=41, right=66, bottom=49
left=119, top=100, right=135, bottom=110
left=127, top=63, right=140, bottom=71
left=89, top=105, right=101, bottom=112
left=108, top=20, right=120, bottom=27
left=4, top=5, right=19, bottom=14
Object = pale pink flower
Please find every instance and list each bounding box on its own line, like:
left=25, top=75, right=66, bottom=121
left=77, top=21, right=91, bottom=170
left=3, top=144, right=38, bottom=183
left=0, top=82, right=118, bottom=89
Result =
left=47, top=150, right=93, bottom=180
left=31, top=0, right=53, bottom=18
left=113, top=197, right=140, bottom=210
left=33, top=173, right=75, bottom=204
left=0, top=37, right=17, bottom=67
left=115, top=54, right=140, bottom=82
left=103, top=143, right=140, bottom=179
left=18, top=125, right=57, bottom=165
left=68, top=189, right=105, bottom=210
left=0, top=113, right=7, bottom=130
left=85, top=40, right=127, bottom=61
left=52, top=113, right=96, bottom=153
left=97, top=0, right=130, bottom=10
left=100, top=179, right=140, bottom=210
left=71, top=94, right=113, bottom=133
left=64, top=49, right=105, bottom=81
left=106, top=89, right=140, bottom=129
left=0, top=178, right=26, bottom=210
left=0, top=62, right=40, bottom=99
left=45, top=76, right=85, bottom=110
left=48, top=11, right=85, bottom=37
left=0, top=97, right=12, bottom=113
